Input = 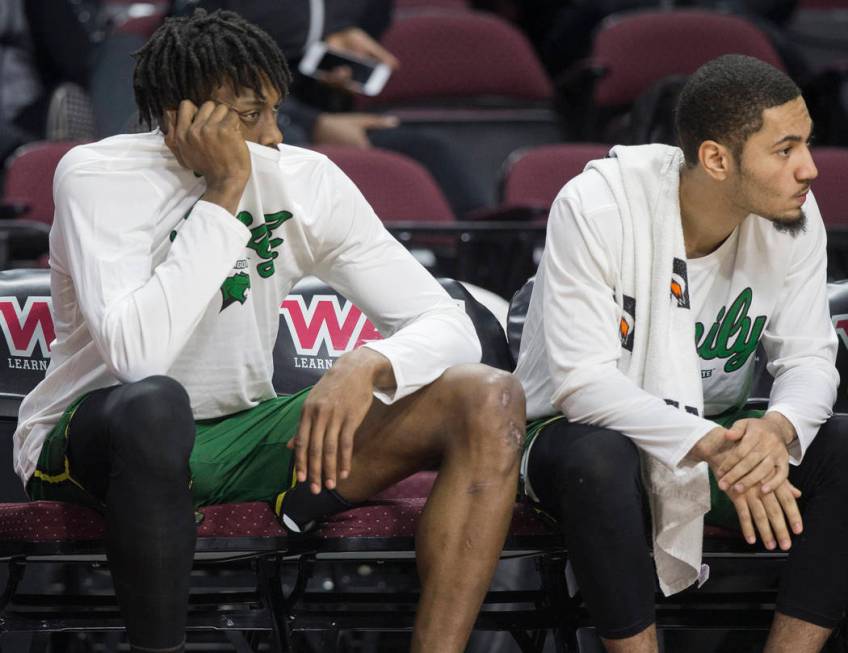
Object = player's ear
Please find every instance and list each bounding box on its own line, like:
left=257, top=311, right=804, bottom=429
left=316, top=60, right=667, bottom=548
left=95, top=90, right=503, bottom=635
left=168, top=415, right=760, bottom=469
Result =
left=699, top=140, right=732, bottom=182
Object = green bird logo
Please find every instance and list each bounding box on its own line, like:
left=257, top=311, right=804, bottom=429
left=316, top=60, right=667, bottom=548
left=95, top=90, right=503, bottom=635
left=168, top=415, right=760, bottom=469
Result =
left=220, top=272, right=251, bottom=310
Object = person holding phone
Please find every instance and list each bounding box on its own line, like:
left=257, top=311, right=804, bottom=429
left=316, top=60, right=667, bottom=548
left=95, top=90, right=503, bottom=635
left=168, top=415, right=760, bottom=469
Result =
left=181, top=0, right=490, bottom=215
left=14, top=10, right=524, bottom=652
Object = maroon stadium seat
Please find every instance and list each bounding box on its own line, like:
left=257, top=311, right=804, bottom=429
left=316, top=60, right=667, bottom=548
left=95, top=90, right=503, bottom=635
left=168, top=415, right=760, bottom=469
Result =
left=501, top=143, right=611, bottom=212
left=811, top=148, right=848, bottom=279
left=590, top=9, right=785, bottom=109
left=3, top=143, right=454, bottom=227
left=359, top=12, right=553, bottom=109
left=3, top=141, right=83, bottom=225
left=2, top=142, right=85, bottom=266
left=812, top=147, right=848, bottom=227
left=354, top=13, right=562, bottom=210
left=311, top=146, right=454, bottom=222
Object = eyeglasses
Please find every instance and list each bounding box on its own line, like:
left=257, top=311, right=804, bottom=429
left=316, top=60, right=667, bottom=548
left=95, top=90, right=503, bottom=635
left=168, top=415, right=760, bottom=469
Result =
left=213, top=100, right=280, bottom=127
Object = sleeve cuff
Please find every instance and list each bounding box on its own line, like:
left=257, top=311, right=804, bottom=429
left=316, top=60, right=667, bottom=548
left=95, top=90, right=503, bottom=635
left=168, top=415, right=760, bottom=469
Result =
left=669, top=420, right=721, bottom=471
left=361, top=341, right=405, bottom=405
left=765, top=404, right=817, bottom=465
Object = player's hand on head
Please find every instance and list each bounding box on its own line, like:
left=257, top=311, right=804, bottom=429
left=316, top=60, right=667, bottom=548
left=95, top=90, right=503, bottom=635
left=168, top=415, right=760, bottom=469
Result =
left=729, top=479, right=802, bottom=550
left=289, top=347, right=395, bottom=494
left=164, top=99, right=251, bottom=197
left=715, top=416, right=793, bottom=495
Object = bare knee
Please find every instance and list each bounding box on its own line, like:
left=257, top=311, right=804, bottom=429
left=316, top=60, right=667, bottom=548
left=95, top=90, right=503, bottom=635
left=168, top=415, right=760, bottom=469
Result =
left=442, top=365, right=525, bottom=476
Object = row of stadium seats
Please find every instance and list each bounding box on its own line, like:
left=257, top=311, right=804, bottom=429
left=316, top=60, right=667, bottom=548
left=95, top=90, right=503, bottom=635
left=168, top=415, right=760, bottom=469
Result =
left=51, top=3, right=848, bottom=214
left=1, top=268, right=848, bottom=648
left=6, top=140, right=848, bottom=229
left=3, top=140, right=848, bottom=294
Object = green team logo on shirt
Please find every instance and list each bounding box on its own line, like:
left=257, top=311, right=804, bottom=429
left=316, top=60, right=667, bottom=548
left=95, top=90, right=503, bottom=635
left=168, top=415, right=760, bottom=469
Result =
left=695, top=287, right=766, bottom=373
left=235, top=209, right=293, bottom=278
left=220, top=270, right=251, bottom=309
left=219, top=209, right=293, bottom=311
left=170, top=205, right=294, bottom=311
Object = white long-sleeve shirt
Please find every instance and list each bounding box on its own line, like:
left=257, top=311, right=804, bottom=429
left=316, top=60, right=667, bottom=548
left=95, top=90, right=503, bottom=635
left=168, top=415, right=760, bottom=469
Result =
left=14, top=131, right=481, bottom=483
left=516, top=165, right=838, bottom=470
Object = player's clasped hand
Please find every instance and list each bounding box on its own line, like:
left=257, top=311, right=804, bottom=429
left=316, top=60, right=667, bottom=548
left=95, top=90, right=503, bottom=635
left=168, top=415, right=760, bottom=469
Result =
left=728, top=479, right=803, bottom=550
left=163, top=99, right=251, bottom=192
left=716, top=417, right=791, bottom=494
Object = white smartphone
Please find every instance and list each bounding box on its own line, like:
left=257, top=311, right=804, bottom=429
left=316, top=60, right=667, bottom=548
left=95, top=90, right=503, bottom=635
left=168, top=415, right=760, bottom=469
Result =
left=298, top=41, right=392, bottom=96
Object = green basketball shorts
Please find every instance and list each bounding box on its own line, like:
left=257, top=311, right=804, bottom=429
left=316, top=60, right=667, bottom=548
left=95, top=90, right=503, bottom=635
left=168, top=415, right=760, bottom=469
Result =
left=27, top=386, right=312, bottom=512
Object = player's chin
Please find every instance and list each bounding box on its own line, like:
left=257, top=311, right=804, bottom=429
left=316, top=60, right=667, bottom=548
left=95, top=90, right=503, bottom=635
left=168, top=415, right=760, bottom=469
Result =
left=766, top=208, right=807, bottom=235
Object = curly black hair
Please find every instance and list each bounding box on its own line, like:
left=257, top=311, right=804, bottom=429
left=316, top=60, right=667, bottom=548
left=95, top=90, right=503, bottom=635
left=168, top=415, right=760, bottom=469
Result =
left=133, top=8, right=292, bottom=128
left=675, top=54, right=801, bottom=167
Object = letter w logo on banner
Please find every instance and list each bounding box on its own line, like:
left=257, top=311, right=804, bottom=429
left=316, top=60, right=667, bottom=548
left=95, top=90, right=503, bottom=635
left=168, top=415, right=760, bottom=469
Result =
left=833, top=314, right=848, bottom=351
left=0, top=297, right=55, bottom=357
left=281, top=295, right=382, bottom=357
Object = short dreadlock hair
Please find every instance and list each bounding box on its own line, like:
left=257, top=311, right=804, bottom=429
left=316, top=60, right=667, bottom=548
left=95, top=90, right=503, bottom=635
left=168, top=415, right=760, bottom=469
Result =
left=133, top=8, right=292, bottom=129
left=675, top=54, right=801, bottom=167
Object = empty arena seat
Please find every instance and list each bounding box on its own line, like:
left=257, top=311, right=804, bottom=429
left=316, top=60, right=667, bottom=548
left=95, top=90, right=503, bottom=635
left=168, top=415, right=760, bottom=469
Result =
left=356, top=12, right=562, bottom=208
left=816, top=148, right=848, bottom=278
left=2, top=141, right=82, bottom=225
left=311, top=146, right=455, bottom=223
left=361, top=12, right=552, bottom=108
left=2, top=141, right=85, bottom=266
left=589, top=9, right=785, bottom=110
left=501, top=143, right=611, bottom=212
left=812, top=147, right=848, bottom=227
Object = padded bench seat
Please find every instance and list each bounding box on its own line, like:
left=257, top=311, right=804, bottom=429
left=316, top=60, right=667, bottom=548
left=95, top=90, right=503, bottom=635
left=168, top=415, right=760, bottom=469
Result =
left=0, top=471, right=558, bottom=551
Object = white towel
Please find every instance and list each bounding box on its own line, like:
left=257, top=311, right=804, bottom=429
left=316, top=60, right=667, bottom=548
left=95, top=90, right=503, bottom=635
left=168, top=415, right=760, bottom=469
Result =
left=587, top=144, right=711, bottom=596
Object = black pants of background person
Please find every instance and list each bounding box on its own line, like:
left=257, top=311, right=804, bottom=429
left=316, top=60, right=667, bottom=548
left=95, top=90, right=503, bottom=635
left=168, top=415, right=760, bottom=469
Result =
left=526, top=415, right=848, bottom=639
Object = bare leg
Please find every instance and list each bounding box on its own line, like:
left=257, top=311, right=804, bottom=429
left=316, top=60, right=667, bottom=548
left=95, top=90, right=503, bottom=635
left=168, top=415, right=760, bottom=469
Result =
left=334, top=364, right=525, bottom=653
left=764, top=613, right=831, bottom=653
left=602, top=625, right=658, bottom=653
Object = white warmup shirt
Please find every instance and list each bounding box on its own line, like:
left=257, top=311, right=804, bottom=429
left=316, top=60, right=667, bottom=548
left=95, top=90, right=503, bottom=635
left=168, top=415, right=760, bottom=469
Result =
left=14, top=131, right=481, bottom=484
left=516, top=165, right=838, bottom=471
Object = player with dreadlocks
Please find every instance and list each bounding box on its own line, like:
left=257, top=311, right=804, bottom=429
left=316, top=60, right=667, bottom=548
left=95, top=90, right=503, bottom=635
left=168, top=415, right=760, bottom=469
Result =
left=14, top=9, right=525, bottom=652
left=132, top=9, right=292, bottom=131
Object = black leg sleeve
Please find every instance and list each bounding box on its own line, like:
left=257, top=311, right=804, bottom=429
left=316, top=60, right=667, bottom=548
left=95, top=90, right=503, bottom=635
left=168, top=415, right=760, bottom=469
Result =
left=527, top=419, right=656, bottom=639
left=67, top=376, right=196, bottom=650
